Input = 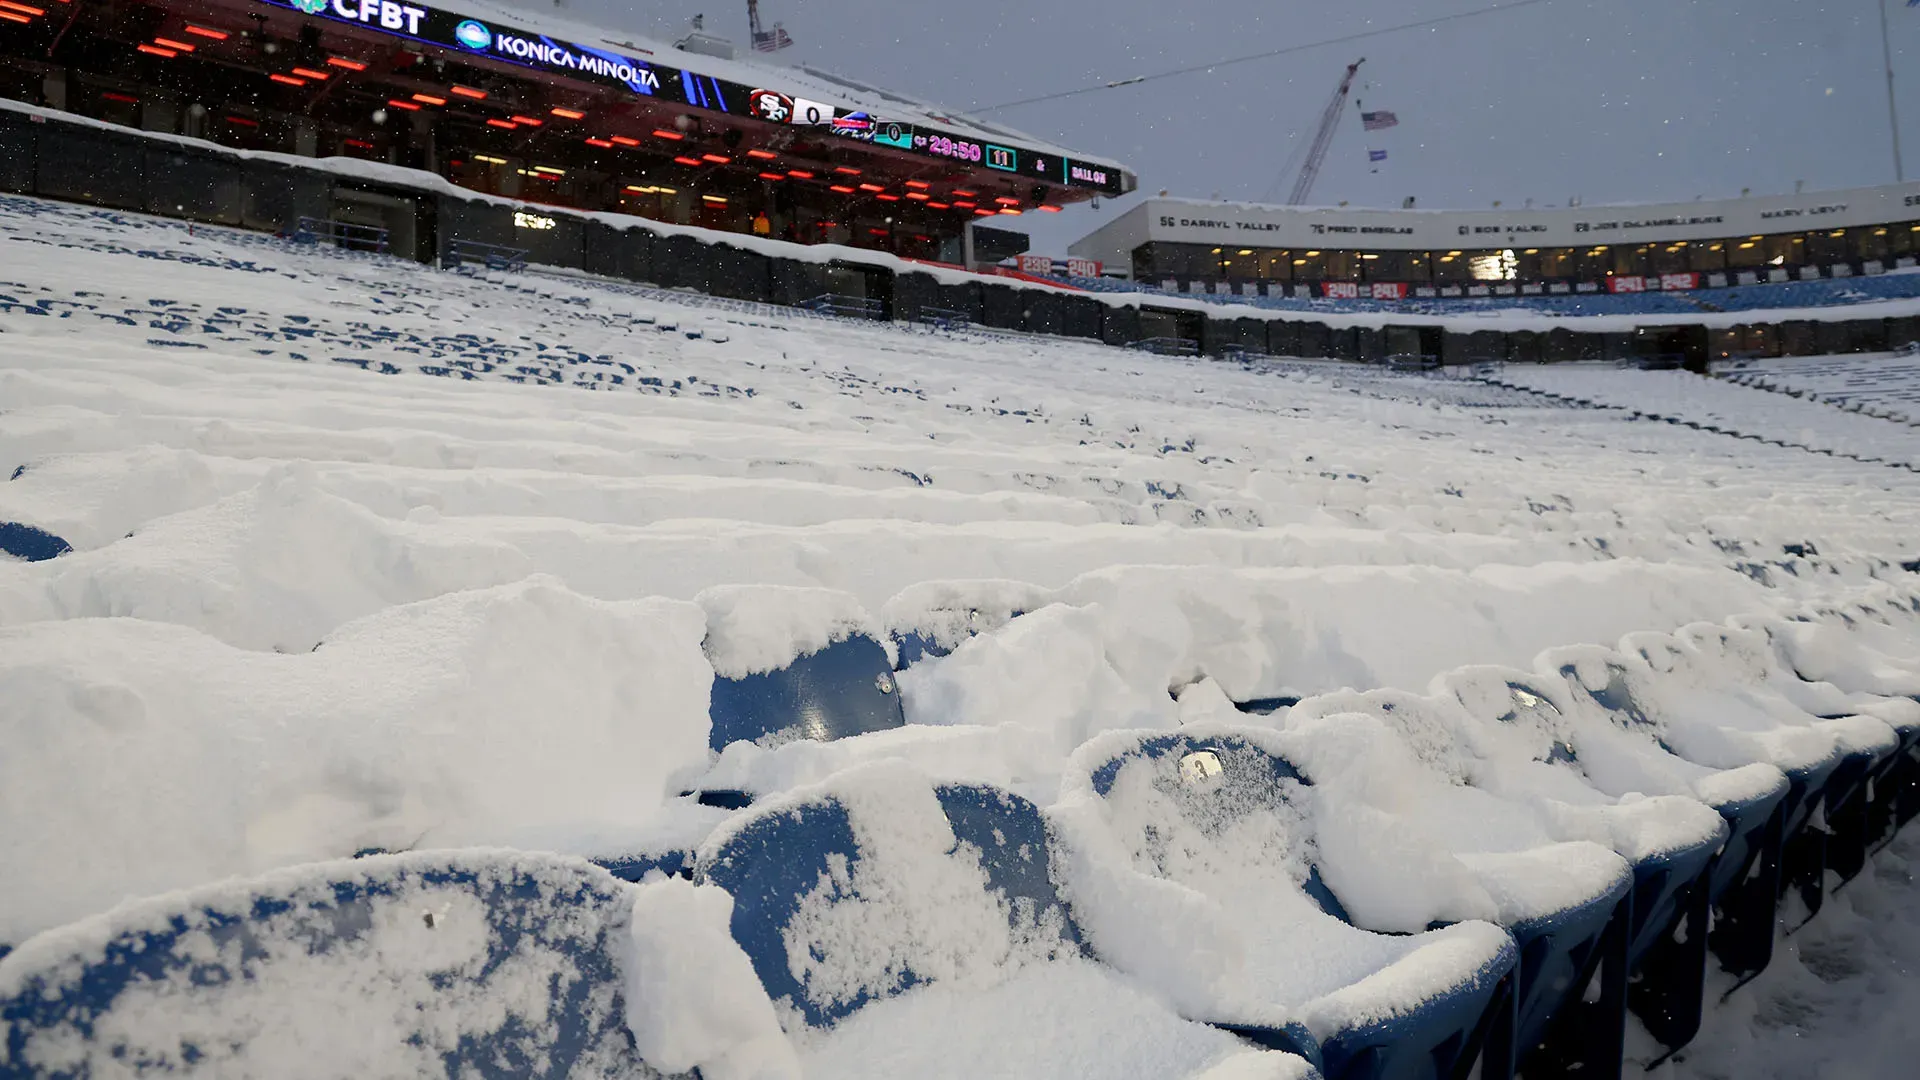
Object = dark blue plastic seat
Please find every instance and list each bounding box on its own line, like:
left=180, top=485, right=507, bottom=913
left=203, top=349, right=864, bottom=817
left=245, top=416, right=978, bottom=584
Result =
left=1548, top=660, right=1808, bottom=980
left=706, top=633, right=904, bottom=752
left=696, top=771, right=1321, bottom=1077
left=1080, top=731, right=1520, bottom=1080
left=0, top=522, right=72, bottom=562
left=0, top=851, right=677, bottom=1078
left=1292, top=684, right=1689, bottom=1075
left=1452, top=671, right=1731, bottom=1057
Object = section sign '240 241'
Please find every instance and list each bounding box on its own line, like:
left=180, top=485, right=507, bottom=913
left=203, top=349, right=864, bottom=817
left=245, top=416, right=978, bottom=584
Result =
left=275, top=0, right=1125, bottom=193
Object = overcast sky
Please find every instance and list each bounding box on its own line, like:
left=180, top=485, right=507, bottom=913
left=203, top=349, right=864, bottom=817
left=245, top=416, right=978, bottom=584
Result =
left=523, top=0, right=1916, bottom=252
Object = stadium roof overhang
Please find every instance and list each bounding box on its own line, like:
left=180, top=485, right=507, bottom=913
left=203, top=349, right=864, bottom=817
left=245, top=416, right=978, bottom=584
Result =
left=17, top=0, right=1133, bottom=220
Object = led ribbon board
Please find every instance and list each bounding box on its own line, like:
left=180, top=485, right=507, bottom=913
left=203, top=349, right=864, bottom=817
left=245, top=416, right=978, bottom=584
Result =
left=269, top=0, right=1126, bottom=194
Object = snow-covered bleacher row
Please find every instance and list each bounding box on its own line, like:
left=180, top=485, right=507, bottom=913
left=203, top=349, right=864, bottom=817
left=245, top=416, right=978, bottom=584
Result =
left=4, top=194, right=1920, bottom=1079
left=1482, top=364, right=1920, bottom=471
left=1719, top=354, right=1920, bottom=426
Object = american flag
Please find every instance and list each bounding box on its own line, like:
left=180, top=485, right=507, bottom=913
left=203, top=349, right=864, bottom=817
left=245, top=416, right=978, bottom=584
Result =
left=1361, top=110, right=1399, bottom=131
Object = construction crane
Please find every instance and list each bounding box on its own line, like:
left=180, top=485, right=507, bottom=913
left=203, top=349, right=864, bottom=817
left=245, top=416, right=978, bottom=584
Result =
left=1284, top=57, right=1364, bottom=206
left=748, top=0, right=793, bottom=52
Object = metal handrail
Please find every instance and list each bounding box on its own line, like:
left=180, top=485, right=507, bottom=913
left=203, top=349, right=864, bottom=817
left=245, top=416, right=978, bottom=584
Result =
left=442, top=239, right=530, bottom=273
left=288, top=216, right=390, bottom=254
left=799, top=293, right=886, bottom=320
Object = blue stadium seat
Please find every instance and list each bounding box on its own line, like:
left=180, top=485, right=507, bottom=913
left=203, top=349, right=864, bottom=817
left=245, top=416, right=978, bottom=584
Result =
left=0, top=851, right=677, bottom=1078
left=706, top=633, right=905, bottom=752
left=1292, top=683, right=1704, bottom=1073
left=1079, top=731, right=1520, bottom=1080
left=1452, top=671, right=1732, bottom=1056
left=1550, top=661, right=1807, bottom=979
left=0, top=522, right=72, bottom=562
left=696, top=772, right=1323, bottom=1076
left=882, top=583, right=1042, bottom=670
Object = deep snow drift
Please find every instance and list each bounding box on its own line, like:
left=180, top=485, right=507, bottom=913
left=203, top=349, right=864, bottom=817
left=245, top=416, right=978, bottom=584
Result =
left=3, top=194, right=1920, bottom=1076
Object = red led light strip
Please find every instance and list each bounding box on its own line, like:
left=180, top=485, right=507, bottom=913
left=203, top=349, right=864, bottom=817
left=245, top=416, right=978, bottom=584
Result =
left=184, top=25, right=229, bottom=40
left=137, top=45, right=178, bottom=58
left=326, top=57, right=367, bottom=71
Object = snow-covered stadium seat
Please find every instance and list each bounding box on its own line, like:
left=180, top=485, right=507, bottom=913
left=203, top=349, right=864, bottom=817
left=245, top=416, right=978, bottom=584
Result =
left=881, top=580, right=1046, bottom=670
left=698, top=587, right=905, bottom=754
left=1427, top=668, right=1735, bottom=1054
left=1751, top=611, right=1920, bottom=841
left=1535, top=647, right=1815, bottom=975
left=1675, top=620, right=1919, bottom=882
left=1064, top=728, right=1521, bottom=1080
left=0, top=851, right=676, bottom=1078
left=1285, top=685, right=1717, bottom=1071
left=695, top=763, right=1319, bottom=1080
left=1613, top=627, right=1900, bottom=924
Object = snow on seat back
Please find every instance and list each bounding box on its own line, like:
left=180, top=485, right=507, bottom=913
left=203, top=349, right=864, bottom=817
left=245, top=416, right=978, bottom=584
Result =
left=881, top=578, right=1049, bottom=669
left=692, top=762, right=1314, bottom=1080
left=1061, top=725, right=1518, bottom=1080
left=697, top=585, right=904, bottom=753
left=694, top=762, right=1082, bottom=1030
left=0, top=850, right=671, bottom=1079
